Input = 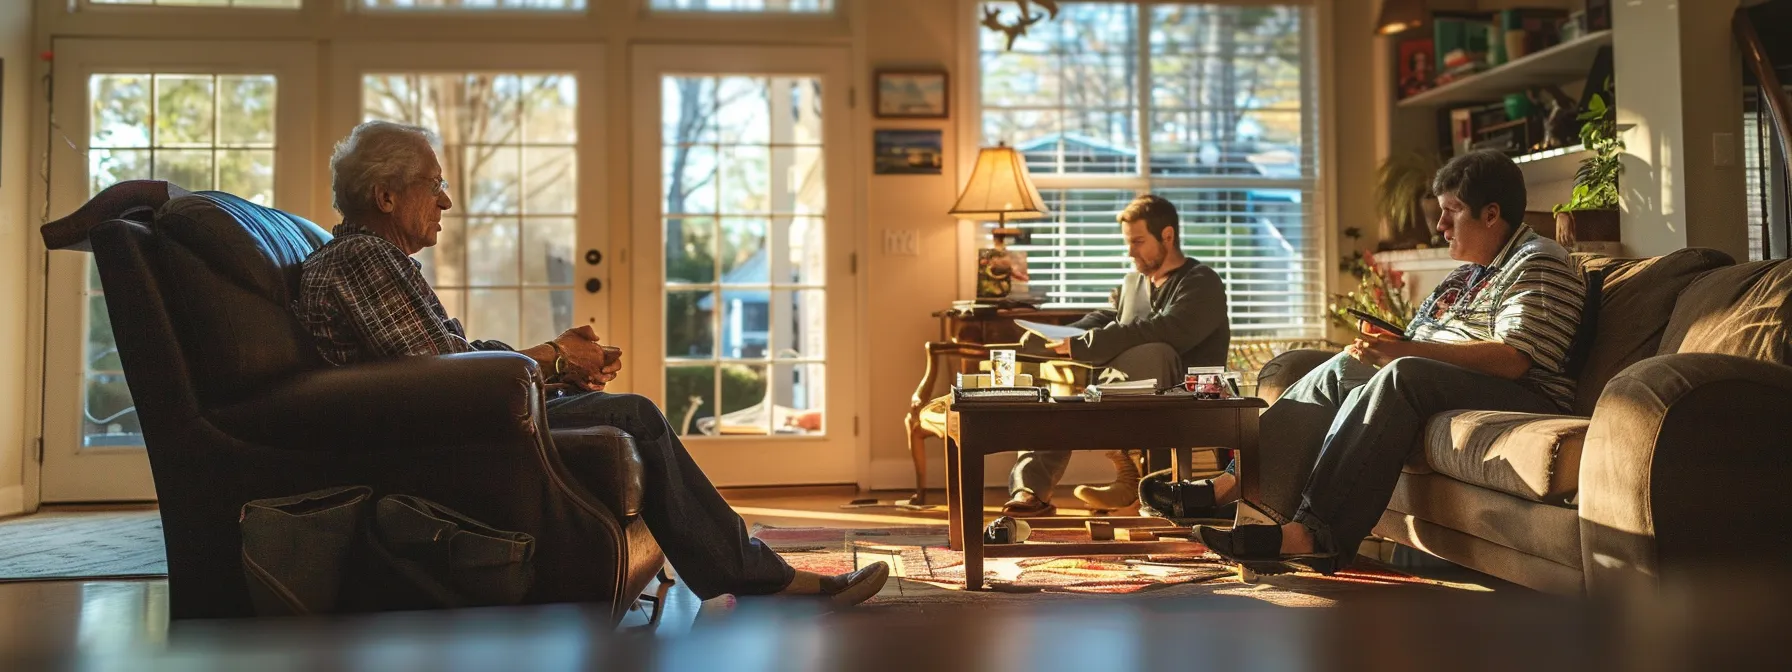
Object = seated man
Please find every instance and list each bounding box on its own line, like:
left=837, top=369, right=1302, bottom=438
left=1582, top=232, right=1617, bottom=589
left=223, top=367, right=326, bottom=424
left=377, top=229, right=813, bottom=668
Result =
left=1001, top=194, right=1231, bottom=516
left=297, top=120, right=887, bottom=607
left=1174, top=151, right=1585, bottom=574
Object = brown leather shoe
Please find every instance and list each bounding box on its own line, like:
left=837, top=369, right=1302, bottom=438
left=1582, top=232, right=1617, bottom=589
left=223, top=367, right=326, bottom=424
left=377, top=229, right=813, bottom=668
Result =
left=1000, top=494, right=1057, bottom=517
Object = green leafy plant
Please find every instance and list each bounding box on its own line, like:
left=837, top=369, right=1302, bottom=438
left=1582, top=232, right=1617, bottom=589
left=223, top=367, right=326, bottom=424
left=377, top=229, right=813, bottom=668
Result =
left=1329, top=230, right=1417, bottom=332
left=1554, top=82, right=1622, bottom=213
left=1372, top=151, right=1442, bottom=244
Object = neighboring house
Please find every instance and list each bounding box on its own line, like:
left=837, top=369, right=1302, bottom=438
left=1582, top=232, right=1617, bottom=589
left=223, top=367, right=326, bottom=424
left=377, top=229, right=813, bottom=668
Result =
left=697, top=249, right=772, bottom=359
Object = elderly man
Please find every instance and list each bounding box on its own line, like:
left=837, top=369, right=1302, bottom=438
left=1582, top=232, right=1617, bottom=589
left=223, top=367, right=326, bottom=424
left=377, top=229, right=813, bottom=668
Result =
left=1174, top=150, right=1585, bottom=575
left=1000, top=194, right=1231, bottom=516
left=297, top=120, right=886, bottom=606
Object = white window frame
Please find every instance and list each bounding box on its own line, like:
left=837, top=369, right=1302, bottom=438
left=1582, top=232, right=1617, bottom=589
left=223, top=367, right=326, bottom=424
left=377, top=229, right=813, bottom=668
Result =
left=955, top=0, right=1335, bottom=340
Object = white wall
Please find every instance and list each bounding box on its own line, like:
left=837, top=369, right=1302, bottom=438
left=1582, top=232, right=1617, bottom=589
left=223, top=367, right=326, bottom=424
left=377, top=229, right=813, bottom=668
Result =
left=1614, top=0, right=1749, bottom=258
left=0, top=0, right=33, bottom=517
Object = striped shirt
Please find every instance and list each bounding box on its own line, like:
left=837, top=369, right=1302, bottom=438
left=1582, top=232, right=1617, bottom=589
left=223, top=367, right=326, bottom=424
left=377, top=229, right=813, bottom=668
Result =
left=1405, top=226, right=1585, bottom=411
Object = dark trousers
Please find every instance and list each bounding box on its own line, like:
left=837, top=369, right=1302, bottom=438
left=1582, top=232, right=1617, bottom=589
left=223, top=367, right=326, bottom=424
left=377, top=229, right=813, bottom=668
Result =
left=545, top=391, right=794, bottom=600
left=1256, top=353, right=1559, bottom=556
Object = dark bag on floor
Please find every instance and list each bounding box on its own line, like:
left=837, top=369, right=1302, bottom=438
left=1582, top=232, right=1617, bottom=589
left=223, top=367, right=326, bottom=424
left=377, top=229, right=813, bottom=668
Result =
left=239, top=485, right=372, bottom=616
left=240, top=488, right=535, bottom=615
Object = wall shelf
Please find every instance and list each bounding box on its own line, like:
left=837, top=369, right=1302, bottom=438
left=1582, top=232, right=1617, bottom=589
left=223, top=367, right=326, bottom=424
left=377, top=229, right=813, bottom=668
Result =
left=1397, top=30, right=1613, bottom=109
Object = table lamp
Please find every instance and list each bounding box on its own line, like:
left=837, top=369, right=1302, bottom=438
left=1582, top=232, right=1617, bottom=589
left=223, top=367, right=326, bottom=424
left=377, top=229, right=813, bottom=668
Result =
left=949, top=144, right=1051, bottom=299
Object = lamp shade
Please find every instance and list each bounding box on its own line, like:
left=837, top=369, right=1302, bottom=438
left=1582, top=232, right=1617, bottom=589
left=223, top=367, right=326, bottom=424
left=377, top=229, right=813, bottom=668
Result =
left=1375, top=0, right=1426, bottom=36
left=948, top=145, right=1050, bottom=227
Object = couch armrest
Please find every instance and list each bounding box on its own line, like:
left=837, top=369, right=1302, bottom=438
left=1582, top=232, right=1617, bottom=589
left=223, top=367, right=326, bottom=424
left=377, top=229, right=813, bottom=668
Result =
left=1255, top=349, right=1336, bottom=403
left=212, top=351, right=543, bottom=452
left=1580, top=353, right=1792, bottom=594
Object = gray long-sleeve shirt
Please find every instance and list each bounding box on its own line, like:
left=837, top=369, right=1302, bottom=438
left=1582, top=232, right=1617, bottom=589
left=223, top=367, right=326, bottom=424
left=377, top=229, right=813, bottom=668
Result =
left=1065, top=257, right=1230, bottom=369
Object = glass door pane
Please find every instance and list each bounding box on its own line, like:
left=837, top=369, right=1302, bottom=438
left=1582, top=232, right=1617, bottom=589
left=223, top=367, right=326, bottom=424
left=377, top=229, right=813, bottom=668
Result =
left=362, top=72, right=580, bottom=347
left=84, top=72, right=280, bottom=450
left=661, top=75, right=827, bottom=437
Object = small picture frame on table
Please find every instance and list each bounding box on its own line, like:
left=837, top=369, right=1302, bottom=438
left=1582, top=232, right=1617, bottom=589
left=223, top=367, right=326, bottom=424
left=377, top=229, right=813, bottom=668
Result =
left=874, top=70, right=949, bottom=119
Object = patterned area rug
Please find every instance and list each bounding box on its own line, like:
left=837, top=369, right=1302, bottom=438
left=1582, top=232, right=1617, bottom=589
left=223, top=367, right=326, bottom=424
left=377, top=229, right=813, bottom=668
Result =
left=0, top=511, right=166, bottom=581
left=752, top=524, right=1482, bottom=609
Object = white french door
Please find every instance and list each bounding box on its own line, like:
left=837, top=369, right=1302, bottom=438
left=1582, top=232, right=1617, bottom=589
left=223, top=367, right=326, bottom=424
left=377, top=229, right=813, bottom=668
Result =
left=41, top=40, right=319, bottom=502
left=630, top=45, right=859, bottom=486
left=330, top=44, right=611, bottom=356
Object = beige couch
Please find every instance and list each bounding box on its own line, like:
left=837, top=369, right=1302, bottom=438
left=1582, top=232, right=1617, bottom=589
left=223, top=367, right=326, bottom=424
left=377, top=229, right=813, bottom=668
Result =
left=1257, top=248, right=1792, bottom=595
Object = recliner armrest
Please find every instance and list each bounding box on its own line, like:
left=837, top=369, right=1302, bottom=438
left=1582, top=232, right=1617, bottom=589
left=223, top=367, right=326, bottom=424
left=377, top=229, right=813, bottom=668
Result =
left=212, top=351, right=543, bottom=452
left=1580, top=353, right=1792, bottom=594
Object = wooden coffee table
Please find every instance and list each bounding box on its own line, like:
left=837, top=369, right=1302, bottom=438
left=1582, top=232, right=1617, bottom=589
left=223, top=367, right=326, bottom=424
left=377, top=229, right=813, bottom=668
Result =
left=945, top=396, right=1268, bottom=590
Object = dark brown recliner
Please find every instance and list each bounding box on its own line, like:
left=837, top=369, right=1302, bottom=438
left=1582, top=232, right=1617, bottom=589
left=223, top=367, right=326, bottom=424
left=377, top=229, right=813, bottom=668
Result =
left=42, top=181, right=664, bottom=622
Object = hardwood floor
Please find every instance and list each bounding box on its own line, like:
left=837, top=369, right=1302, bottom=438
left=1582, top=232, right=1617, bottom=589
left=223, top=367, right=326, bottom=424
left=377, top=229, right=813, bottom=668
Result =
left=0, top=487, right=1034, bottom=657
left=0, top=485, right=1515, bottom=664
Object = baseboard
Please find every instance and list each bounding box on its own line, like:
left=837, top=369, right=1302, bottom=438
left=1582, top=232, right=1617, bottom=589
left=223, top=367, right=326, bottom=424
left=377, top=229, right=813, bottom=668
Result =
left=0, top=485, right=23, bottom=518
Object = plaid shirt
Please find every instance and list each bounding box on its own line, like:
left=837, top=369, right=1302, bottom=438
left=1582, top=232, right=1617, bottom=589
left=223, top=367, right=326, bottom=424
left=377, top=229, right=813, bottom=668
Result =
left=297, top=223, right=511, bottom=366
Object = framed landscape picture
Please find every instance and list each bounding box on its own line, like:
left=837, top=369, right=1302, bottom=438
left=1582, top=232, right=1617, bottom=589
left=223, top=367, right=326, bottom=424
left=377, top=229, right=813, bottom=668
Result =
left=873, top=129, right=943, bottom=175
left=874, top=70, right=949, bottom=119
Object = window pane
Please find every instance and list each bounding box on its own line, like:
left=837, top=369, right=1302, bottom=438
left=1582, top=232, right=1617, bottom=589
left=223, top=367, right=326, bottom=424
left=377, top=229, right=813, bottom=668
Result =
left=986, top=3, right=1322, bottom=339
left=650, top=0, right=833, bottom=12
left=468, top=216, right=520, bottom=286
left=667, top=365, right=717, bottom=437
left=468, top=289, right=520, bottom=346
left=668, top=289, right=717, bottom=358
left=521, top=289, right=573, bottom=347
left=358, top=0, right=586, bottom=10
left=218, top=75, right=277, bottom=146
left=154, top=74, right=215, bottom=147
left=667, top=217, right=718, bottom=284
left=82, top=69, right=281, bottom=450
left=90, top=74, right=151, bottom=148
left=523, top=217, right=576, bottom=285
left=217, top=149, right=275, bottom=205
left=979, top=2, right=1138, bottom=175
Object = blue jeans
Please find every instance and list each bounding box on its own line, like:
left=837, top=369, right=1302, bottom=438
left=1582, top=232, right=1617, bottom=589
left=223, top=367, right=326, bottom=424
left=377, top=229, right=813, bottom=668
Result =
left=1254, top=353, right=1559, bottom=556
left=545, top=391, right=794, bottom=599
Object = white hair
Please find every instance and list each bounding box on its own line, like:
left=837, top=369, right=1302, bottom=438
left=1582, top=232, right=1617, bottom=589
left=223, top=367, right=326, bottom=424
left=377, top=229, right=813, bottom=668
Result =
left=329, top=120, right=439, bottom=216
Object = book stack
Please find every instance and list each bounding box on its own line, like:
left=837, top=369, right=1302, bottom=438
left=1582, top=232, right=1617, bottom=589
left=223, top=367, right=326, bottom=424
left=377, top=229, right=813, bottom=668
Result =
left=1082, top=379, right=1160, bottom=401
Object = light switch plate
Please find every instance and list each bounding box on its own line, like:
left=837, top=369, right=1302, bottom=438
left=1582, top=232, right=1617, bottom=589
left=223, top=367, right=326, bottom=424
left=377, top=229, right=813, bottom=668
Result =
left=884, top=229, right=920, bottom=256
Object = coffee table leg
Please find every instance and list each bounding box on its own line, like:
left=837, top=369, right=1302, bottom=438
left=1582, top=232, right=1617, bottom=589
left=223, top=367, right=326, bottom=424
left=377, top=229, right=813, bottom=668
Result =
left=945, top=436, right=963, bottom=550
left=959, top=446, right=985, bottom=590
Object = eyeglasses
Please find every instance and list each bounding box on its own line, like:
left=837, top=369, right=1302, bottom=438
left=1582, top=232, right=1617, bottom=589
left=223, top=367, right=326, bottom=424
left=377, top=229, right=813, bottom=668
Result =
left=425, top=176, right=450, bottom=195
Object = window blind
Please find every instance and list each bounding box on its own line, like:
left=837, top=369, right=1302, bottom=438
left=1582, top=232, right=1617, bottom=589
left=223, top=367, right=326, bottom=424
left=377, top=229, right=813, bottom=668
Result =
left=981, top=1, right=1324, bottom=339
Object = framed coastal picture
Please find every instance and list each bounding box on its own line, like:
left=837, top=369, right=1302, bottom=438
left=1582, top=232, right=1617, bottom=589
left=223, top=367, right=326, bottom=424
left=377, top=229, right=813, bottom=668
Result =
left=874, top=70, right=949, bottom=119
left=873, top=129, right=943, bottom=175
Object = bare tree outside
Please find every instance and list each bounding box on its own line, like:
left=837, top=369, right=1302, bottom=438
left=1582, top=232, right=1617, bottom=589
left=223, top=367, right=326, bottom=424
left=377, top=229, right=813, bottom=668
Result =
left=983, top=1, right=1321, bottom=339
left=362, top=72, right=580, bottom=348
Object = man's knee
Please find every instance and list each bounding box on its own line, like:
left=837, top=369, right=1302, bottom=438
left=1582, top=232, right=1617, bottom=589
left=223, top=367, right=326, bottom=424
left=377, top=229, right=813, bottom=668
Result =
left=1365, top=357, right=1456, bottom=398
left=1119, top=342, right=1179, bottom=362
left=1108, top=342, right=1181, bottom=379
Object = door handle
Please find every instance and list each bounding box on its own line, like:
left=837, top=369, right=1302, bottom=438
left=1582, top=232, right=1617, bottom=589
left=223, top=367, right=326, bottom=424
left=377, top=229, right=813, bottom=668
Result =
left=585, top=249, right=603, bottom=265
left=585, top=278, right=603, bottom=294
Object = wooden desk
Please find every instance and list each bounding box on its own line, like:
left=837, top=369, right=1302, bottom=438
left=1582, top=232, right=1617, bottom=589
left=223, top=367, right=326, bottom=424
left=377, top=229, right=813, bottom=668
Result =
left=945, top=396, right=1267, bottom=590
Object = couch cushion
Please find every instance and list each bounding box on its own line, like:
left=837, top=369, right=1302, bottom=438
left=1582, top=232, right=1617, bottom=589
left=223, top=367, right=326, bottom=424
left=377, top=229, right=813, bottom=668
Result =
left=1658, top=259, right=1792, bottom=364
left=1570, top=248, right=1735, bottom=415
left=1423, top=410, right=1588, bottom=506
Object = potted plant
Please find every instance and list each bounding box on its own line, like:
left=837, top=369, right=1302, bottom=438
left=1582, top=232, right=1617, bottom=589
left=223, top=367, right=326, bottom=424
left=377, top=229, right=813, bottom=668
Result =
left=1372, top=151, right=1443, bottom=249
left=1551, top=83, right=1622, bottom=247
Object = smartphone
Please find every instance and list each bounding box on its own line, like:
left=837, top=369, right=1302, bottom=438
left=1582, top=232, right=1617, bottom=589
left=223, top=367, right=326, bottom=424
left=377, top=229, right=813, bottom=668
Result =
left=1346, top=309, right=1407, bottom=339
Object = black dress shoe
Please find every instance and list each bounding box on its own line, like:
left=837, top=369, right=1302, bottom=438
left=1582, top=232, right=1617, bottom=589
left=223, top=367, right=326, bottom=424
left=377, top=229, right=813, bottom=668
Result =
left=1138, top=469, right=1238, bottom=521
left=1191, top=502, right=1340, bottom=576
